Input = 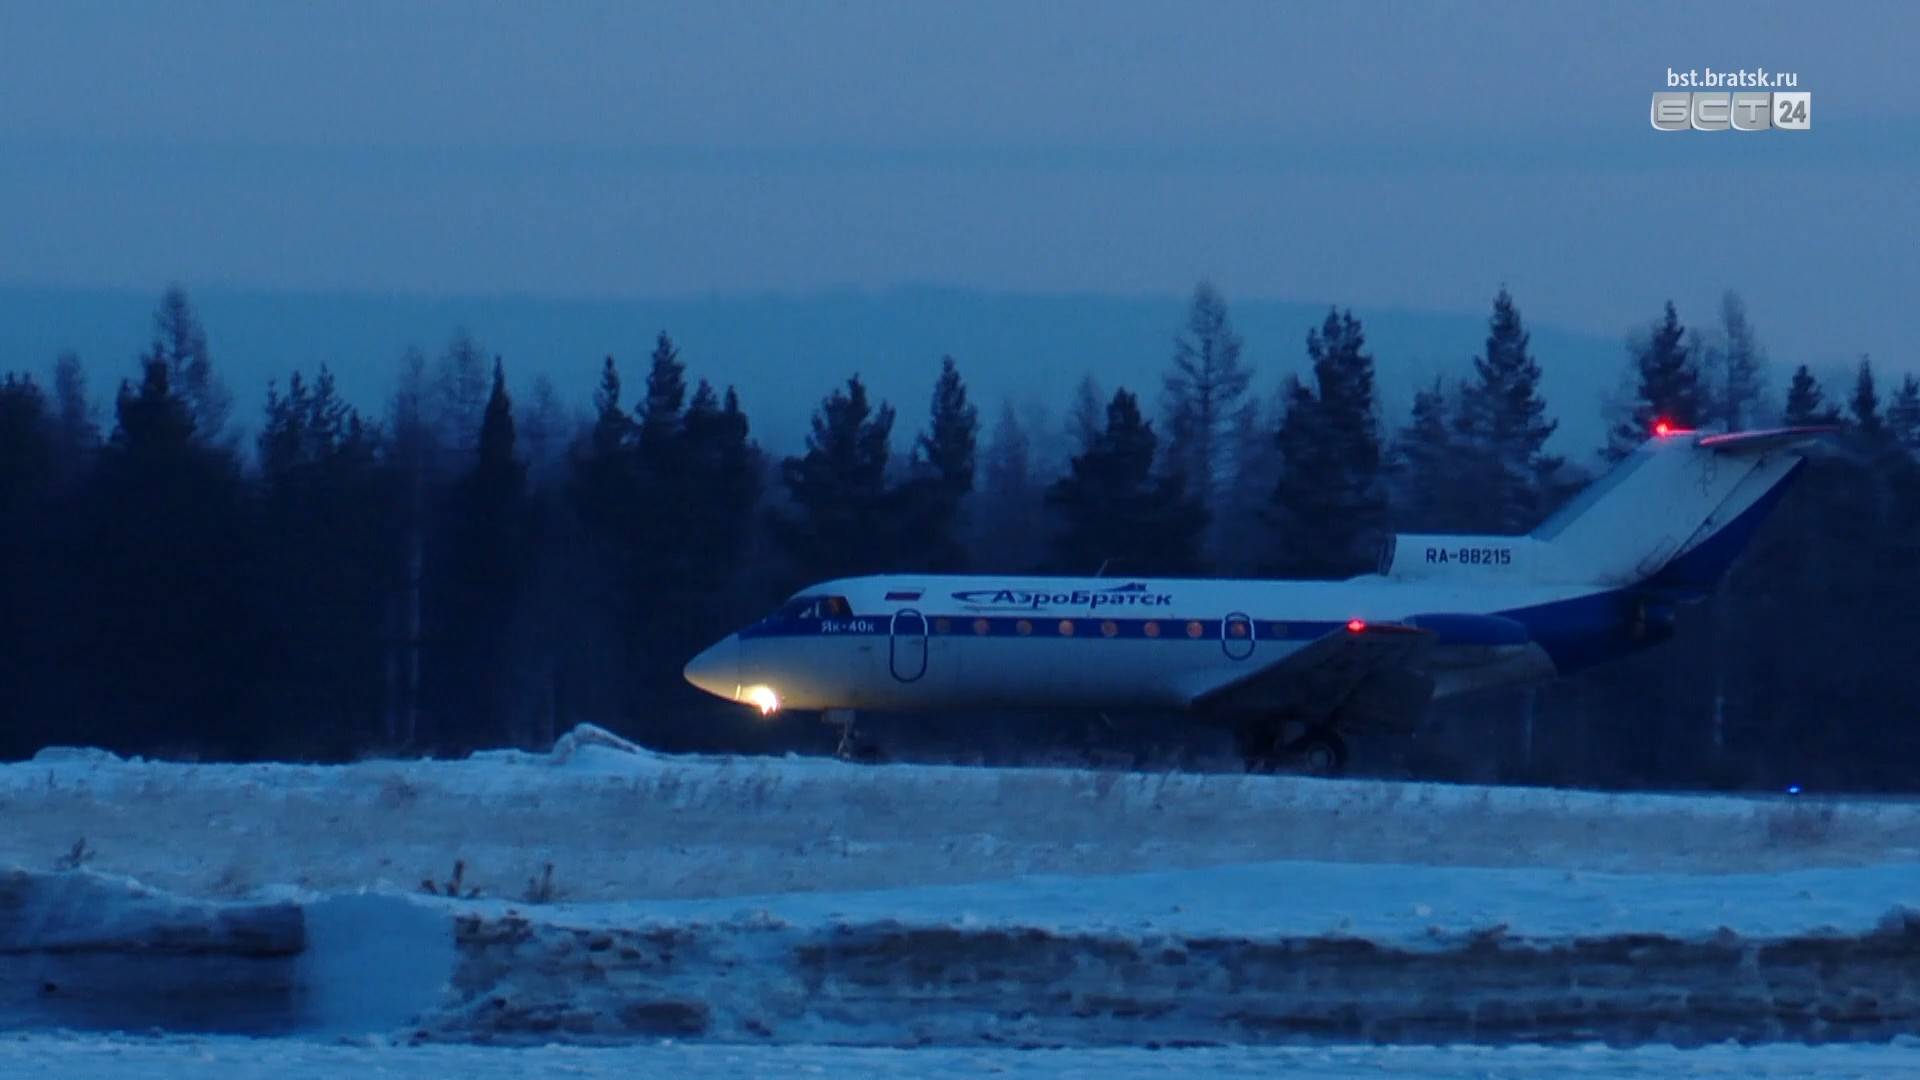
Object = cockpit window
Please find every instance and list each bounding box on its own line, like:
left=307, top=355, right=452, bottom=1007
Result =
left=774, top=594, right=852, bottom=620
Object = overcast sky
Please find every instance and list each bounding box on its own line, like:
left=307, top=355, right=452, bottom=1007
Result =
left=1, top=0, right=1914, bottom=372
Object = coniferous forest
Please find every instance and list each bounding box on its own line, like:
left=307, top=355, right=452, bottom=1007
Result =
left=3, top=283, right=1916, bottom=791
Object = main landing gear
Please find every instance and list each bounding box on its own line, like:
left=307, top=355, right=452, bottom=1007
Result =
left=1238, top=722, right=1349, bottom=777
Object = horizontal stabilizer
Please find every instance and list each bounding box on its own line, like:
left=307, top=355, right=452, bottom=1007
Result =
left=1696, top=426, right=1840, bottom=455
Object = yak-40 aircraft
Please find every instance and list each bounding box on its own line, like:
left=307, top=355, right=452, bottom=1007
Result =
left=685, top=425, right=1829, bottom=773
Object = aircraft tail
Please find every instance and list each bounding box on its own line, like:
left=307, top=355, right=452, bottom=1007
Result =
left=1380, top=426, right=1833, bottom=592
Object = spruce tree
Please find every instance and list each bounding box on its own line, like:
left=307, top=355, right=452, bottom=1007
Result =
left=1457, top=287, right=1560, bottom=532
left=777, top=376, right=896, bottom=581
left=916, top=357, right=977, bottom=499
left=49, top=351, right=95, bottom=490
left=1886, top=375, right=1920, bottom=453
left=637, top=332, right=686, bottom=459
left=0, top=374, right=57, bottom=758
left=432, top=358, right=529, bottom=749
left=256, top=366, right=394, bottom=754
left=1849, top=357, right=1884, bottom=442
left=81, top=356, right=251, bottom=754
left=0, top=374, right=54, bottom=515
left=1392, top=377, right=1466, bottom=533
left=679, top=379, right=761, bottom=594
left=1048, top=389, right=1205, bottom=575
left=1782, top=364, right=1835, bottom=426
left=1609, top=301, right=1704, bottom=456
left=898, top=357, right=978, bottom=571
left=1269, top=308, right=1388, bottom=577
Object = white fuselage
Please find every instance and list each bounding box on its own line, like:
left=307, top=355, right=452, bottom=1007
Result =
left=687, top=574, right=1588, bottom=716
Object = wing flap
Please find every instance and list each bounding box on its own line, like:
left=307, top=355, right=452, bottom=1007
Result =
left=1191, top=622, right=1432, bottom=716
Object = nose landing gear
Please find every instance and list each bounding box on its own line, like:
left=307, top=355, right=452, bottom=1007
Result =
left=826, top=709, right=885, bottom=764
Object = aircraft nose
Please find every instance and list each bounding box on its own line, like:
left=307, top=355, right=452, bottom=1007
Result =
left=683, top=635, right=740, bottom=700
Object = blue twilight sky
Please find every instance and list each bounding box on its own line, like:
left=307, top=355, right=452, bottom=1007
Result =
left=0, top=0, right=1914, bottom=425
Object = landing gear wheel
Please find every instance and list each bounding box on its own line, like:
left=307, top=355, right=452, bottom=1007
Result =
left=1286, top=728, right=1349, bottom=777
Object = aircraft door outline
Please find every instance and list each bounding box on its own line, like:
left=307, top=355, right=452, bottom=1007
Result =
left=890, top=608, right=929, bottom=682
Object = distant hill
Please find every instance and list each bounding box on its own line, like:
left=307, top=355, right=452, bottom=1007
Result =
left=0, top=284, right=1625, bottom=463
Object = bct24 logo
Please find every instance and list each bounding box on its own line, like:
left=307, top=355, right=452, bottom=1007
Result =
left=1652, top=92, right=1809, bottom=131
left=950, top=581, right=1174, bottom=611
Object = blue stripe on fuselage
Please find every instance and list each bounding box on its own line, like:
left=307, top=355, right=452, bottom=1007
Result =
left=739, top=615, right=1346, bottom=642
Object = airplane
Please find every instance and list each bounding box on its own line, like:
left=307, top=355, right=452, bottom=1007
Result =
left=683, top=424, right=1832, bottom=774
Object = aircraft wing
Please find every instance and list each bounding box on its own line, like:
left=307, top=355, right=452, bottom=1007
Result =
left=1188, top=622, right=1434, bottom=717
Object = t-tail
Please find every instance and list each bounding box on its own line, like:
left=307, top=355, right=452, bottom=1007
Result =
left=1381, top=426, right=1836, bottom=595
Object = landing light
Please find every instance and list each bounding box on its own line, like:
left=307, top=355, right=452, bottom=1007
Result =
left=1652, top=418, right=1695, bottom=437
left=741, top=685, right=780, bottom=716
left=1346, top=618, right=1367, bottom=633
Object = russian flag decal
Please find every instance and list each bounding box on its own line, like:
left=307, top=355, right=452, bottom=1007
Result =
left=885, top=590, right=923, bottom=602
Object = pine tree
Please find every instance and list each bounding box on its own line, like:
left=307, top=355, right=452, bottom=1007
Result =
left=1269, top=308, right=1388, bottom=577
left=1457, top=288, right=1560, bottom=532
left=1609, top=301, right=1704, bottom=456
left=1048, top=389, right=1206, bottom=575
left=777, top=376, right=897, bottom=581
left=1161, top=282, right=1251, bottom=521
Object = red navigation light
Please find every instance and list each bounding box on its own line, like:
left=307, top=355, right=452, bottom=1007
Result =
left=1653, top=419, right=1672, bottom=437
left=1346, top=618, right=1366, bottom=633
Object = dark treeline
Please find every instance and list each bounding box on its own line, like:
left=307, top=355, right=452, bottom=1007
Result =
left=2, top=284, right=1916, bottom=789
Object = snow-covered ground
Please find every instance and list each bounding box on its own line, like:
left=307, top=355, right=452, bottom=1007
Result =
left=6, top=1033, right=1920, bottom=1080
left=6, top=729, right=1915, bottom=903
left=5, top=727, right=1920, bottom=1056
